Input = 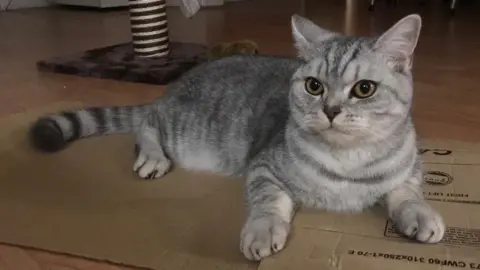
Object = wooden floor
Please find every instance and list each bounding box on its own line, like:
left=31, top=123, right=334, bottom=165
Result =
left=1, top=0, right=480, bottom=269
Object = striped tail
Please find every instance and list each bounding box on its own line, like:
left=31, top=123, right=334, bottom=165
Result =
left=29, top=104, right=151, bottom=153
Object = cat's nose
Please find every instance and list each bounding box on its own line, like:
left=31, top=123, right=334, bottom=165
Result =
left=323, top=106, right=341, bottom=122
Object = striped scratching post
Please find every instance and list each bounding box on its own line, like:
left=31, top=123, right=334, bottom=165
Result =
left=36, top=0, right=207, bottom=85
left=129, top=0, right=170, bottom=58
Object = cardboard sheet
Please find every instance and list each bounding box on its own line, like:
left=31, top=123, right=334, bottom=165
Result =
left=0, top=102, right=479, bottom=270
left=0, top=102, right=256, bottom=270
left=260, top=140, right=480, bottom=270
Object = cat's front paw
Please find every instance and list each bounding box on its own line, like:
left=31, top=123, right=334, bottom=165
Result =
left=240, top=216, right=290, bottom=261
left=392, top=201, right=445, bottom=243
left=133, top=151, right=171, bottom=180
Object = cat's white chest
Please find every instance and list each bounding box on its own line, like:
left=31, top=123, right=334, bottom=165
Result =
left=290, top=148, right=407, bottom=212
left=294, top=163, right=410, bottom=212
left=306, top=180, right=388, bottom=211
left=309, top=145, right=372, bottom=173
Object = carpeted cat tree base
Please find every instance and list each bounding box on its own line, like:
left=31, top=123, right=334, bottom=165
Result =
left=37, top=42, right=208, bottom=85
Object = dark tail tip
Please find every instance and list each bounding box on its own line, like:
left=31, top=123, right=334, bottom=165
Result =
left=29, top=118, right=69, bottom=153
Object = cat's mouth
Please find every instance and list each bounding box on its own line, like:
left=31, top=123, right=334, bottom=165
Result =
left=324, top=126, right=352, bottom=135
left=305, top=121, right=351, bottom=136
left=303, top=116, right=361, bottom=137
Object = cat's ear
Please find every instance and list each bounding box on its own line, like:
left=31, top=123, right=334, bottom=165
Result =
left=291, top=14, right=336, bottom=60
left=374, top=14, right=422, bottom=71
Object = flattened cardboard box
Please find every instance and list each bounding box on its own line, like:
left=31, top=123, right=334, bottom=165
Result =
left=0, top=102, right=479, bottom=270
left=0, top=102, right=256, bottom=270
left=260, top=140, right=480, bottom=270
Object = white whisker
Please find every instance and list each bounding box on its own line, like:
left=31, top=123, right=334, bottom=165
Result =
left=363, top=127, right=396, bottom=149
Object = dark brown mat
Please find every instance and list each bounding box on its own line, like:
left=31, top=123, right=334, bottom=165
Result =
left=37, top=42, right=208, bottom=85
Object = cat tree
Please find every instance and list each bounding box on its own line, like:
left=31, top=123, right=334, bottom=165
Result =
left=37, top=0, right=207, bottom=85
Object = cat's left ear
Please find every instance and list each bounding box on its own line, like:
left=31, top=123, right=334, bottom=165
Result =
left=374, top=14, right=422, bottom=71
left=291, top=14, right=337, bottom=60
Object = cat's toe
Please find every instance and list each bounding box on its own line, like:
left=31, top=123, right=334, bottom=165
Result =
left=393, top=201, right=445, bottom=244
left=415, top=211, right=445, bottom=243
left=133, top=152, right=171, bottom=179
left=240, top=216, right=290, bottom=261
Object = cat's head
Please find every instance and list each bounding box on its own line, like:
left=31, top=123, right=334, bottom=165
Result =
left=288, top=14, right=421, bottom=147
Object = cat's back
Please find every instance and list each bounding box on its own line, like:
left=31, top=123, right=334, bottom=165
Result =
left=154, top=55, right=303, bottom=175
left=165, top=54, right=304, bottom=102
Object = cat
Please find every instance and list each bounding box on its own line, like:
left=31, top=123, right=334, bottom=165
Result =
left=29, top=14, right=445, bottom=261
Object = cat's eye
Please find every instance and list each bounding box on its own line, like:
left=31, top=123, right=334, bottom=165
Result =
left=305, top=77, right=324, bottom=96
left=351, top=80, right=377, bottom=99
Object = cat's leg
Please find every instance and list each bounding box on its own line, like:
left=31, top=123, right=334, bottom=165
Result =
left=384, top=172, right=445, bottom=243
left=133, top=114, right=171, bottom=180
left=240, top=171, right=296, bottom=261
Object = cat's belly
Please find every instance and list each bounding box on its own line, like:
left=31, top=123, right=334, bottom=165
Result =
left=167, top=141, right=249, bottom=176
left=176, top=146, right=225, bottom=172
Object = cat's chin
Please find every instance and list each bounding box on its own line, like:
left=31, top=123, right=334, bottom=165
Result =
left=319, top=128, right=360, bottom=146
left=302, top=122, right=377, bottom=147
left=307, top=125, right=373, bottom=147
left=303, top=122, right=370, bottom=145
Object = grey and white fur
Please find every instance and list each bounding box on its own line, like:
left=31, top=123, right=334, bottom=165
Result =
left=29, top=14, right=445, bottom=261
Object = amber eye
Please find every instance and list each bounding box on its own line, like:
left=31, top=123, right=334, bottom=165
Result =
left=304, top=77, right=325, bottom=96
left=351, top=80, right=377, bottom=99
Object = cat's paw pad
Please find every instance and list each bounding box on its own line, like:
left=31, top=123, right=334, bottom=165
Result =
left=392, top=201, right=445, bottom=243
left=133, top=152, right=171, bottom=179
left=240, top=216, right=290, bottom=261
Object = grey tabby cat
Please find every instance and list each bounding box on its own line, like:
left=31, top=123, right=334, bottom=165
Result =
left=29, top=14, right=445, bottom=261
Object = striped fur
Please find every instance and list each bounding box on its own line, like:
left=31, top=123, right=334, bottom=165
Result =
left=30, top=14, right=444, bottom=261
left=30, top=105, right=150, bottom=152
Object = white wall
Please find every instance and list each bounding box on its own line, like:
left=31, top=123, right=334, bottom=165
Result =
left=0, top=0, right=50, bottom=10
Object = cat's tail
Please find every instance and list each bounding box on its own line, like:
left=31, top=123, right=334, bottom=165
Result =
left=29, top=104, right=151, bottom=153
